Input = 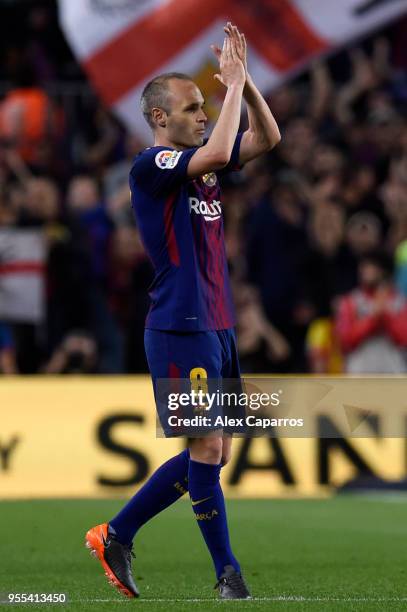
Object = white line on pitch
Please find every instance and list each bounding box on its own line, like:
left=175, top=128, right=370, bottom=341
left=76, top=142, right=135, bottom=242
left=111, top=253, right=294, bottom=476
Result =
left=72, top=596, right=407, bottom=603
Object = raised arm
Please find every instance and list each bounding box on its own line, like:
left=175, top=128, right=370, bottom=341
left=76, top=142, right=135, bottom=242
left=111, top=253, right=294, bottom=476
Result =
left=240, top=72, right=281, bottom=164
left=213, top=23, right=281, bottom=165
left=187, top=35, right=245, bottom=177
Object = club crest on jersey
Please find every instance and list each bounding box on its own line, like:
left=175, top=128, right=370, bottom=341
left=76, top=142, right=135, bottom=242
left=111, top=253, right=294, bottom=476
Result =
left=202, top=172, right=217, bottom=187
left=189, top=197, right=221, bottom=222
left=155, top=150, right=182, bottom=170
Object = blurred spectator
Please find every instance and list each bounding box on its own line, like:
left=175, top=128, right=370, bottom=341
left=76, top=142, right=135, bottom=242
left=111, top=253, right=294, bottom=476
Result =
left=277, top=118, right=317, bottom=174
left=74, top=104, right=123, bottom=174
left=380, top=155, right=407, bottom=252
left=65, top=175, right=123, bottom=372
left=66, top=175, right=113, bottom=289
left=104, top=132, right=142, bottom=225
left=43, top=331, right=98, bottom=374
left=0, top=222, right=46, bottom=373
left=345, top=211, right=383, bottom=258
left=240, top=156, right=272, bottom=205
left=247, top=179, right=310, bottom=371
left=0, top=65, right=60, bottom=169
left=222, top=184, right=250, bottom=280
left=234, top=283, right=290, bottom=372
left=108, top=226, right=152, bottom=372
left=304, top=204, right=353, bottom=373
left=306, top=317, right=343, bottom=374
left=395, top=240, right=407, bottom=296
left=305, top=203, right=356, bottom=317
left=335, top=252, right=407, bottom=373
left=267, top=85, right=299, bottom=128
left=0, top=322, right=17, bottom=374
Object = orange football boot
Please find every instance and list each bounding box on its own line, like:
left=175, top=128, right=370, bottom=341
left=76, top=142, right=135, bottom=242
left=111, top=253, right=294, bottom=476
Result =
left=85, top=522, right=139, bottom=598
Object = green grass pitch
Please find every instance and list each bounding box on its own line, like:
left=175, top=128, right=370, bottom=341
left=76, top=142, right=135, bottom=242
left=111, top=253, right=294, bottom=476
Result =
left=1, top=496, right=406, bottom=611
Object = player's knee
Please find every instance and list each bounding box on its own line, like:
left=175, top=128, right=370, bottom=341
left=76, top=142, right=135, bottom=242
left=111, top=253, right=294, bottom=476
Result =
left=190, top=437, right=223, bottom=464
left=221, top=447, right=232, bottom=465
left=201, top=437, right=223, bottom=463
left=221, top=435, right=232, bottom=466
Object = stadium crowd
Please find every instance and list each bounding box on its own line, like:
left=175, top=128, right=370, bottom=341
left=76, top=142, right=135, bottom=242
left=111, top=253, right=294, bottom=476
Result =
left=0, top=4, right=406, bottom=375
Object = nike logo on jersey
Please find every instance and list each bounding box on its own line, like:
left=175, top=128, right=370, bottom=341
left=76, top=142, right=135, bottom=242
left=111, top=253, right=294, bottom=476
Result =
left=189, top=197, right=221, bottom=222
left=191, top=496, right=213, bottom=506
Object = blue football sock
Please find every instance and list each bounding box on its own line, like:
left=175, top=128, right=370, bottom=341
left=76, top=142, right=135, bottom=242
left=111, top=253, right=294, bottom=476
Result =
left=188, top=459, right=240, bottom=579
left=109, top=448, right=189, bottom=545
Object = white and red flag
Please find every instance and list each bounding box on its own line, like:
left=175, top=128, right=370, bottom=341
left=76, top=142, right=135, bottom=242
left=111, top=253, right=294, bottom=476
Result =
left=59, top=0, right=406, bottom=142
left=0, top=229, right=46, bottom=323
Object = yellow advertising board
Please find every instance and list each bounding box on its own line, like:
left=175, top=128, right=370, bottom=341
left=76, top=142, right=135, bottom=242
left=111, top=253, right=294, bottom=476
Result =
left=0, top=377, right=405, bottom=498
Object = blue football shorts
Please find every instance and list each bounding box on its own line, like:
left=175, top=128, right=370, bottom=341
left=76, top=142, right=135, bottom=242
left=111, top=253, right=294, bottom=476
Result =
left=144, top=328, right=244, bottom=437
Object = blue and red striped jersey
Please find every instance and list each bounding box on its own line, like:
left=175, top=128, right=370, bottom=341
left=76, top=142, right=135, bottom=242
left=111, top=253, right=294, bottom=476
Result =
left=129, top=133, right=243, bottom=331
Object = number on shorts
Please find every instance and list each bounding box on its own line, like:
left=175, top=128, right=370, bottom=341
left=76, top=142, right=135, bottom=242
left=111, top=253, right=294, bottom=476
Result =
left=190, top=367, right=208, bottom=410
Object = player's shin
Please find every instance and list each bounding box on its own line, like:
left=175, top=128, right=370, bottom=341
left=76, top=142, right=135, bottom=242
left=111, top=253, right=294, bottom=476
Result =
left=188, top=458, right=240, bottom=578
left=109, top=448, right=190, bottom=544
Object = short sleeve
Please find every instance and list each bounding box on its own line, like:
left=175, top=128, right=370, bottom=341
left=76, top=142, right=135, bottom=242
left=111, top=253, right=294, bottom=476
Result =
left=217, top=132, right=244, bottom=177
left=130, top=147, right=197, bottom=197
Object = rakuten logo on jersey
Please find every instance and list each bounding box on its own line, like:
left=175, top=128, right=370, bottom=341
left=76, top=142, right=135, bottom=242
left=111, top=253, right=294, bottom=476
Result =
left=189, top=197, right=222, bottom=222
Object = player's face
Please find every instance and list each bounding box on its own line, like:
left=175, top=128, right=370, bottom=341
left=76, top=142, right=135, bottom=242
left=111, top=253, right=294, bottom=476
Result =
left=165, top=79, right=207, bottom=149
